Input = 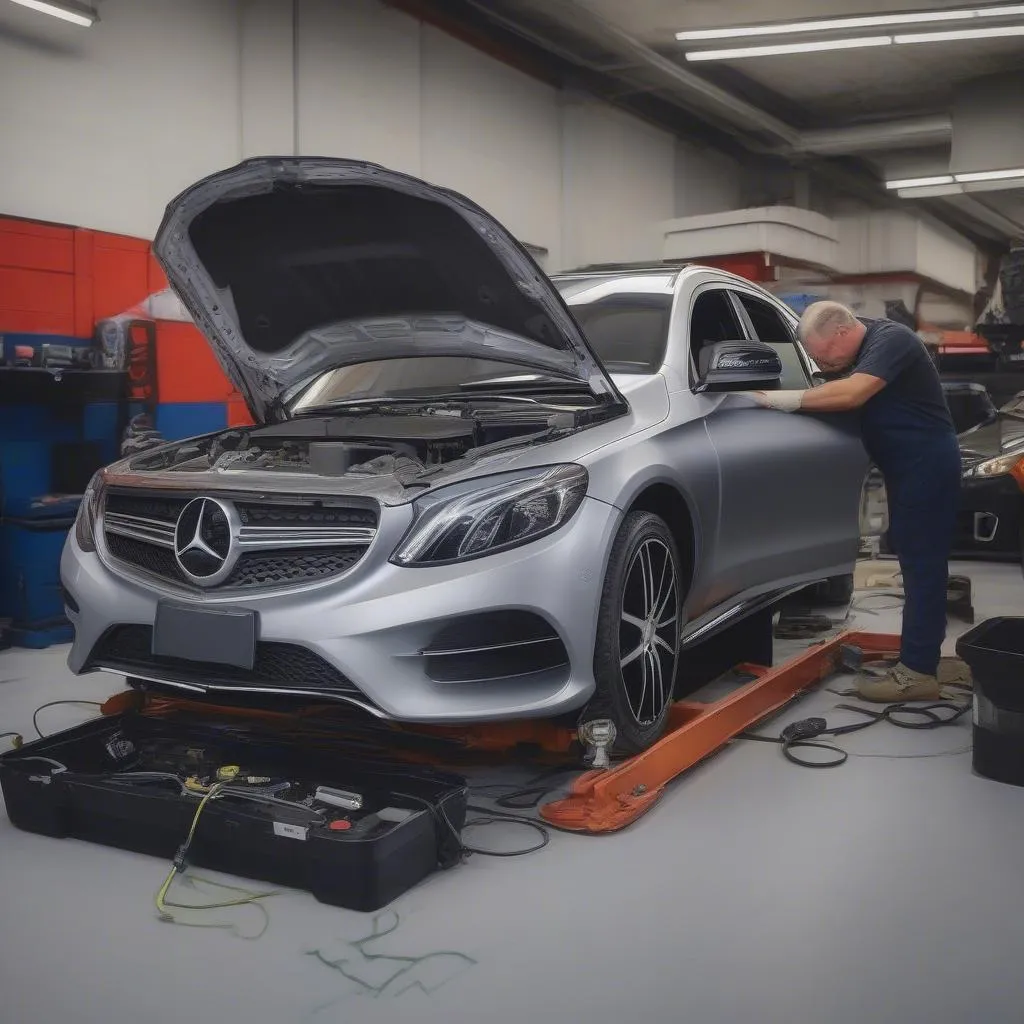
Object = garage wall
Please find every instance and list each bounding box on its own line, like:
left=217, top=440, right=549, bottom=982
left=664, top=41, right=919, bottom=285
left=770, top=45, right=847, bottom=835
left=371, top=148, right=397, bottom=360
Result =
left=562, top=97, right=676, bottom=269
left=0, top=0, right=242, bottom=237
left=0, top=0, right=679, bottom=271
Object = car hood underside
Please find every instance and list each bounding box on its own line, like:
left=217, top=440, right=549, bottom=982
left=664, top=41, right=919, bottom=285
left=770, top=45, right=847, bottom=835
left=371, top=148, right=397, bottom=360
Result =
left=153, top=157, right=621, bottom=423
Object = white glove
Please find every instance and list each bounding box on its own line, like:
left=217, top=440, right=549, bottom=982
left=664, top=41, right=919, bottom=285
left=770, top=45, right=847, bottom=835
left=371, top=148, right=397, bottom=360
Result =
left=745, top=390, right=804, bottom=412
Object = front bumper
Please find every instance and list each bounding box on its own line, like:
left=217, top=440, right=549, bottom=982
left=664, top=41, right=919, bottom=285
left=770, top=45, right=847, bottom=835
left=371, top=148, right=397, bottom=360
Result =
left=60, top=496, right=620, bottom=723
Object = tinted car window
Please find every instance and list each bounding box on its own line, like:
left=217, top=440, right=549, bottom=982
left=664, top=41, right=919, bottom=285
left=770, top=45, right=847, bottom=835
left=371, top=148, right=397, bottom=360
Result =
left=554, top=275, right=674, bottom=373
left=689, top=289, right=745, bottom=364
left=735, top=293, right=810, bottom=389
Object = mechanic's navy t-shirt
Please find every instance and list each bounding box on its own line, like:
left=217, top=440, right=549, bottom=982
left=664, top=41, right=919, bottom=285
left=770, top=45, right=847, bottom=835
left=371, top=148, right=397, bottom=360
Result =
left=850, top=318, right=954, bottom=465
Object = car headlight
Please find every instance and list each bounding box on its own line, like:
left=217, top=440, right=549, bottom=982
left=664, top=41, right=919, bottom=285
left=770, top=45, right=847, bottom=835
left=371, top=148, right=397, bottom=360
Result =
left=75, top=471, right=105, bottom=552
left=391, top=464, right=588, bottom=567
left=963, top=452, right=1024, bottom=479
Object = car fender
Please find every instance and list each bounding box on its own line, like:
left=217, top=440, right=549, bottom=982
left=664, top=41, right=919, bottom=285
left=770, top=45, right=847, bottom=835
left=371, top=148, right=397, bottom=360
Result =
left=582, top=422, right=721, bottom=607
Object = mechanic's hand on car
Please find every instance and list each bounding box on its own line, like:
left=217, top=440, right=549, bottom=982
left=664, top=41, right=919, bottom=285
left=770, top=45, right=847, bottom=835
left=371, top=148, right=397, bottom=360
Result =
left=743, top=390, right=804, bottom=412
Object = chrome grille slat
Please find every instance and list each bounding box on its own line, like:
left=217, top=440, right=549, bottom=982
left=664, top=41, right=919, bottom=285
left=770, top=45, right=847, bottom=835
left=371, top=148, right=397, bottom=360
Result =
left=103, top=512, right=177, bottom=549
left=236, top=525, right=376, bottom=549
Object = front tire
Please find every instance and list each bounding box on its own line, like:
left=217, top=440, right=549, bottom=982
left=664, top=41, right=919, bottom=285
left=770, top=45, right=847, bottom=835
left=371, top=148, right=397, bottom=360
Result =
left=586, top=511, right=682, bottom=755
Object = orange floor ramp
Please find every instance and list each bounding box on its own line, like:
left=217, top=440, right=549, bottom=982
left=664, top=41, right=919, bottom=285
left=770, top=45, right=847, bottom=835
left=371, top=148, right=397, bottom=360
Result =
left=540, top=630, right=901, bottom=834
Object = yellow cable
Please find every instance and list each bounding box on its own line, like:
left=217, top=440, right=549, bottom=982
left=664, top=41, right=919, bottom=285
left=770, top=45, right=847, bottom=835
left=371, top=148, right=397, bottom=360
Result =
left=154, top=782, right=278, bottom=933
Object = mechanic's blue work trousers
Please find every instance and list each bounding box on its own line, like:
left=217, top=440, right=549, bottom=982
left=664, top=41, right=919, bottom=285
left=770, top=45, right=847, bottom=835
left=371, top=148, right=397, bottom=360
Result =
left=878, top=433, right=961, bottom=676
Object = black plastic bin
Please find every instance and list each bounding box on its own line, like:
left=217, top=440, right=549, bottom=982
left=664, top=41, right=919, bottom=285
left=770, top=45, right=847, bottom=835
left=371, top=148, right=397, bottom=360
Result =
left=956, top=617, right=1024, bottom=786
left=0, top=712, right=468, bottom=911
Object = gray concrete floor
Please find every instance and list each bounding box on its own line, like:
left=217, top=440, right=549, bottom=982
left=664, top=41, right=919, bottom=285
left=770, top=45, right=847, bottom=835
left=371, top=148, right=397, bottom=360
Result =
left=2, top=561, right=1024, bottom=1024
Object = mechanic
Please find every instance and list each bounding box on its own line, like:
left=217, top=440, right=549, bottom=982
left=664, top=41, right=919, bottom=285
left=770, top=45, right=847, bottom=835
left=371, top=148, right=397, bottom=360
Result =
left=751, top=300, right=960, bottom=703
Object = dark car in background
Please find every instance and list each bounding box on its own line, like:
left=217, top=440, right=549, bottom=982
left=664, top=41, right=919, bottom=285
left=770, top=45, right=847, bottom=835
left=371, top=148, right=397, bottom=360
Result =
left=943, top=381, right=998, bottom=436
left=954, top=389, right=1024, bottom=567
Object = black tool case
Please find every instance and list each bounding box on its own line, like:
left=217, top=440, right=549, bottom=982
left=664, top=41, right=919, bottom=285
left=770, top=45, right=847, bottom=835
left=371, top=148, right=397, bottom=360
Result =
left=0, top=711, right=468, bottom=911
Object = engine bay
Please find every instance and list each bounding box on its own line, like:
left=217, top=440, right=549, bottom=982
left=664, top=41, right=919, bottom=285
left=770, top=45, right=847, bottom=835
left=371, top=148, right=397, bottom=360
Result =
left=127, top=398, right=605, bottom=481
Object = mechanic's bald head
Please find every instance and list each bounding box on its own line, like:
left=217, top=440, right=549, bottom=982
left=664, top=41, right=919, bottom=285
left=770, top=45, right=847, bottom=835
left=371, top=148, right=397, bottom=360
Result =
left=799, top=301, right=866, bottom=373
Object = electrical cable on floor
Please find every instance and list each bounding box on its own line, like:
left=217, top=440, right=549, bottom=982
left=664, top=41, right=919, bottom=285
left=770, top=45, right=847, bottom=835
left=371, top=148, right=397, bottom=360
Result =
left=462, top=805, right=550, bottom=856
left=848, top=744, right=973, bottom=759
left=470, top=766, right=580, bottom=810
left=739, top=698, right=971, bottom=768
left=395, top=789, right=554, bottom=859
left=1, top=730, right=23, bottom=749
left=33, top=700, right=103, bottom=739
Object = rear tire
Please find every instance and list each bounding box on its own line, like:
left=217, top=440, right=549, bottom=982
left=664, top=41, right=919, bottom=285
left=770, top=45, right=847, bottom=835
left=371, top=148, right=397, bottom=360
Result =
left=585, top=511, right=682, bottom=755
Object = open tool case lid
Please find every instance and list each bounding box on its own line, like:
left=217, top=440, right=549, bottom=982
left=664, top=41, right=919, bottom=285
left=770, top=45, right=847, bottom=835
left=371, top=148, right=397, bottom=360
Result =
left=0, top=702, right=468, bottom=912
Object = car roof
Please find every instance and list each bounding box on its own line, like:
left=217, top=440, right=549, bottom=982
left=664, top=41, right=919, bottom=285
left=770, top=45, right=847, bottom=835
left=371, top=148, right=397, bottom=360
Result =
left=550, top=262, right=775, bottom=294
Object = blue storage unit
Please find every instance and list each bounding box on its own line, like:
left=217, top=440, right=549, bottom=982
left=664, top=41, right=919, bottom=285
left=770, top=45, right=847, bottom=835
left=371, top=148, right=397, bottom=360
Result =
left=83, top=402, right=122, bottom=464
left=0, top=496, right=80, bottom=647
left=0, top=441, right=54, bottom=503
left=156, top=401, right=228, bottom=441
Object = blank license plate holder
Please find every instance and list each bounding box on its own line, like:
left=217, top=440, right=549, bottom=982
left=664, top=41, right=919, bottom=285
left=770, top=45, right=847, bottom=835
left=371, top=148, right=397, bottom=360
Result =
left=152, top=602, right=257, bottom=670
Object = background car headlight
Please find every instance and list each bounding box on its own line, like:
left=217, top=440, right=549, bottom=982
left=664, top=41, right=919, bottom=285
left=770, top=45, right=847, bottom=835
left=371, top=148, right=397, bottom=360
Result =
left=74, top=471, right=105, bottom=552
left=391, top=464, right=588, bottom=566
left=963, top=452, right=1024, bottom=479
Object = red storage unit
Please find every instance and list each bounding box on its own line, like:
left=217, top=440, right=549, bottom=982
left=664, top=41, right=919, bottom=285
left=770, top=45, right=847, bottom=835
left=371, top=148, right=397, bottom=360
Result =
left=0, top=218, right=77, bottom=335
left=1, top=215, right=253, bottom=428
left=155, top=321, right=237, bottom=404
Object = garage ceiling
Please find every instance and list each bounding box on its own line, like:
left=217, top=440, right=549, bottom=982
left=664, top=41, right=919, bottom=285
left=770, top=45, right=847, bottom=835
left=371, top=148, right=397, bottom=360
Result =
left=584, top=0, right=1024, bottom=123
left=424, top=0, right=1024, bottom=244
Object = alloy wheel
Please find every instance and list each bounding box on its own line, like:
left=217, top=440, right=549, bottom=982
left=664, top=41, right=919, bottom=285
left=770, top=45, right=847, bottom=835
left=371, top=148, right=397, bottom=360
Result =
left=618, top=538, right=679, bottom=726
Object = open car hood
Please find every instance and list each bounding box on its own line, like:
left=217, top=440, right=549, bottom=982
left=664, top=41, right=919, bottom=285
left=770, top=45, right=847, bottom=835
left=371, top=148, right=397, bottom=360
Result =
left=153, top=158, right=623, bottom=423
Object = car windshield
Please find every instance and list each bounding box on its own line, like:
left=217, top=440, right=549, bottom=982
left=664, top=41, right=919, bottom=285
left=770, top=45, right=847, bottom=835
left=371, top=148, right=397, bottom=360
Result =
left=290, top=357, right=574, bottom=411
left=554, top=273, right=674, bottom=374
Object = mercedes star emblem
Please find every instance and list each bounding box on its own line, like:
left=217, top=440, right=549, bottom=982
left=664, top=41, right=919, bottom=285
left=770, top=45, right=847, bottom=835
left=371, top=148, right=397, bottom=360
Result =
left=173, top=497, right=236, bottom=586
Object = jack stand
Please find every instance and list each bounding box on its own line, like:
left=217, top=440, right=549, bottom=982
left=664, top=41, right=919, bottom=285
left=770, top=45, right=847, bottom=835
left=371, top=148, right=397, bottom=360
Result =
left=578, top=720, right=616, bottom=769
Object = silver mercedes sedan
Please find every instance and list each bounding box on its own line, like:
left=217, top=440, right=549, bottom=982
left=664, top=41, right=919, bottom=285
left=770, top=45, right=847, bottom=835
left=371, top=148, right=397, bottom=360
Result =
left=60, top=157, right=872, bottom=753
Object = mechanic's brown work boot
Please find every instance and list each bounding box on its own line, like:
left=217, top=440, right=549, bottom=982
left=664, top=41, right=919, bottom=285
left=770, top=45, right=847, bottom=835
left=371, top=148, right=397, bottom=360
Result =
left=856, top=662, right=941, bottom=703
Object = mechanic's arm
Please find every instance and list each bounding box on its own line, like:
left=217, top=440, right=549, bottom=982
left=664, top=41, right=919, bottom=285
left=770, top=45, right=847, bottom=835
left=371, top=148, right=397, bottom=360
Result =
left=753, top=373, right=885, bottom=412
left=799, top=373, right=885, bottom=411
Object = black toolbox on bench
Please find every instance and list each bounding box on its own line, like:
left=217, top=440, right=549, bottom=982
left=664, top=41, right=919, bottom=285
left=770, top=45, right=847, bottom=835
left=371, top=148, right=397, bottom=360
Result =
left=0, top=709, right=468, bottom=911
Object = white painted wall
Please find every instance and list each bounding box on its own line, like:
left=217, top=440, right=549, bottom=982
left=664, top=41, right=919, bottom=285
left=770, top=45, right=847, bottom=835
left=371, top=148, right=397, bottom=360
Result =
left=420, top=25, right=564, bottom=268
left=0, top=0, right=242, bottom=236
left=561, top=97, right=675, bottom=269
left=0, top=0, right=677, bottom=270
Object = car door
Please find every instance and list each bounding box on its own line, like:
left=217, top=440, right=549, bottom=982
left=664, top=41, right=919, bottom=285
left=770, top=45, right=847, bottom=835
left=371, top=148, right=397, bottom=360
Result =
left=688, top=284, right=868, bottom=607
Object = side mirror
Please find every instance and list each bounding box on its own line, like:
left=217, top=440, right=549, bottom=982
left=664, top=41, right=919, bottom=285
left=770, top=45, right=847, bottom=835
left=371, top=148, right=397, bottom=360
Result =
left=696, top=340, right=783, bottom=392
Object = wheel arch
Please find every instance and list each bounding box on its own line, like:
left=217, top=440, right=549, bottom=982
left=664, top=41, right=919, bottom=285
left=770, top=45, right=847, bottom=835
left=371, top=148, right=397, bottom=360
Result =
left=623, top=480, right=699, bottom=598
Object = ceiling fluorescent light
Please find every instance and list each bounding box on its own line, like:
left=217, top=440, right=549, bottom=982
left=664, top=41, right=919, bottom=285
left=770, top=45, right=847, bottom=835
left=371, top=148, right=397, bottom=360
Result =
left=676, top=5, right=1024, bottom=42
left=8, top=0, right=97, bottom=25
left=685, top=36, right=892, bottom=61
left=962, top=176, right=1024, bottom=193
left=886, top=174, right=955, bottom=189
left=897, top=184, right=964, bottom=198
left=955, top=167, right=1024, bottom=182
left=895, top=24, right=1024, bottom=42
